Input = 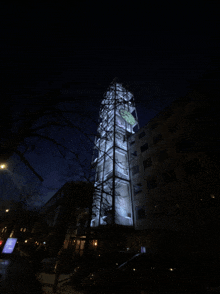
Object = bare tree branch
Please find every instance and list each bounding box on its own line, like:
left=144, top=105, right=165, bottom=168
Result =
left=14, top=149, right=44, bottom=182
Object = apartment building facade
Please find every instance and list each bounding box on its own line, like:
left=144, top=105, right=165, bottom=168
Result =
left=129, top=93, right=220, bottom=236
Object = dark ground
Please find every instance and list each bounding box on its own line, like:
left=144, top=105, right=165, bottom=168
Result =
left=0, top=248, right=43, bottom=294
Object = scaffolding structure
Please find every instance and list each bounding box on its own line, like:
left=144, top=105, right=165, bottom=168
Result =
left=91, top=79, right=139, bottom=227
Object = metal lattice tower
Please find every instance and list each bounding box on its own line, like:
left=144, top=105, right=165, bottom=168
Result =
left=91, top=79, right=139, bottom=227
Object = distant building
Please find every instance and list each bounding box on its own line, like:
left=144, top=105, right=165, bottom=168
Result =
left=39, top=182, right=77, bottom=228
left=38, top=181, right=94, bottom=255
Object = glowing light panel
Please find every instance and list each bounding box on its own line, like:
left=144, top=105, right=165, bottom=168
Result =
left=2, top=238, right=17, bottom=254
left=119, top=109, right=136, bottom=125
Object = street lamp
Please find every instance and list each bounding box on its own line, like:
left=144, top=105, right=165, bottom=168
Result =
left=0, top=164, right=6, bottom=169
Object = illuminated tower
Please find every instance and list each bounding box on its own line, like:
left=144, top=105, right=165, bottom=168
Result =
left=91, top=79, right=139, bottom=227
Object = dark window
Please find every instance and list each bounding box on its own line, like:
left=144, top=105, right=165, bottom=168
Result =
left=153, top=134, right=162, bottom=144
left=186, top=107, right=208, bottom=121
left=130, top=140, right=135, bottom=146
left=147, top=176, right=157, bottom=189
left=175, top=139, right=195, bottom=153
left=136, top=206, right=146, bottom=220
left=151, top=123, right=158, bottom=130
left=161, top=110, right=174, bottom=120
left=158, top=150, right=168, bottom=162
left=104, top=208, right=112, bottom=217
left=184, top=158, right=201, bottom=175
left=168, top=124, right=178, bottom=133
left=133, top=183, right=142, bottom=195
left=132, top=165, right=139, bottom=176
left=131, top=151, right=137, bottom=156
left=139, top=131, right=146, bottom=139
left=143, top=158, right=152, bottom=169
left=162, top=170, right=176, bottom=183
left=140, top=143, right=149, bottom=152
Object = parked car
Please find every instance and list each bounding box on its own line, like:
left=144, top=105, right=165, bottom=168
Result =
left=70, top=250, right=137, bottom=290
left=82, top=253, right=220, bottom=294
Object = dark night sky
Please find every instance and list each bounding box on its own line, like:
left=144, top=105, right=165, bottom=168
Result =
left=0, top=2, right=219, bottom=208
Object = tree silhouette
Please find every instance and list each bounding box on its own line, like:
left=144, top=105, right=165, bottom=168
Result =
left=0, top=89, right=99, bottom=182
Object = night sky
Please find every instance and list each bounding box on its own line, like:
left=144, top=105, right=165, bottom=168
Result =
left=0, top=2, right=219, bottom=209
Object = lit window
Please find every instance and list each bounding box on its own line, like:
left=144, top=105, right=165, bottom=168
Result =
left=93, top=240, right=98, bottom=246
left=23, top=228, right=26, bottom=232
left=141, top=246, right=146, bottom=253
left=20, top=228, right=23, bottom=232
